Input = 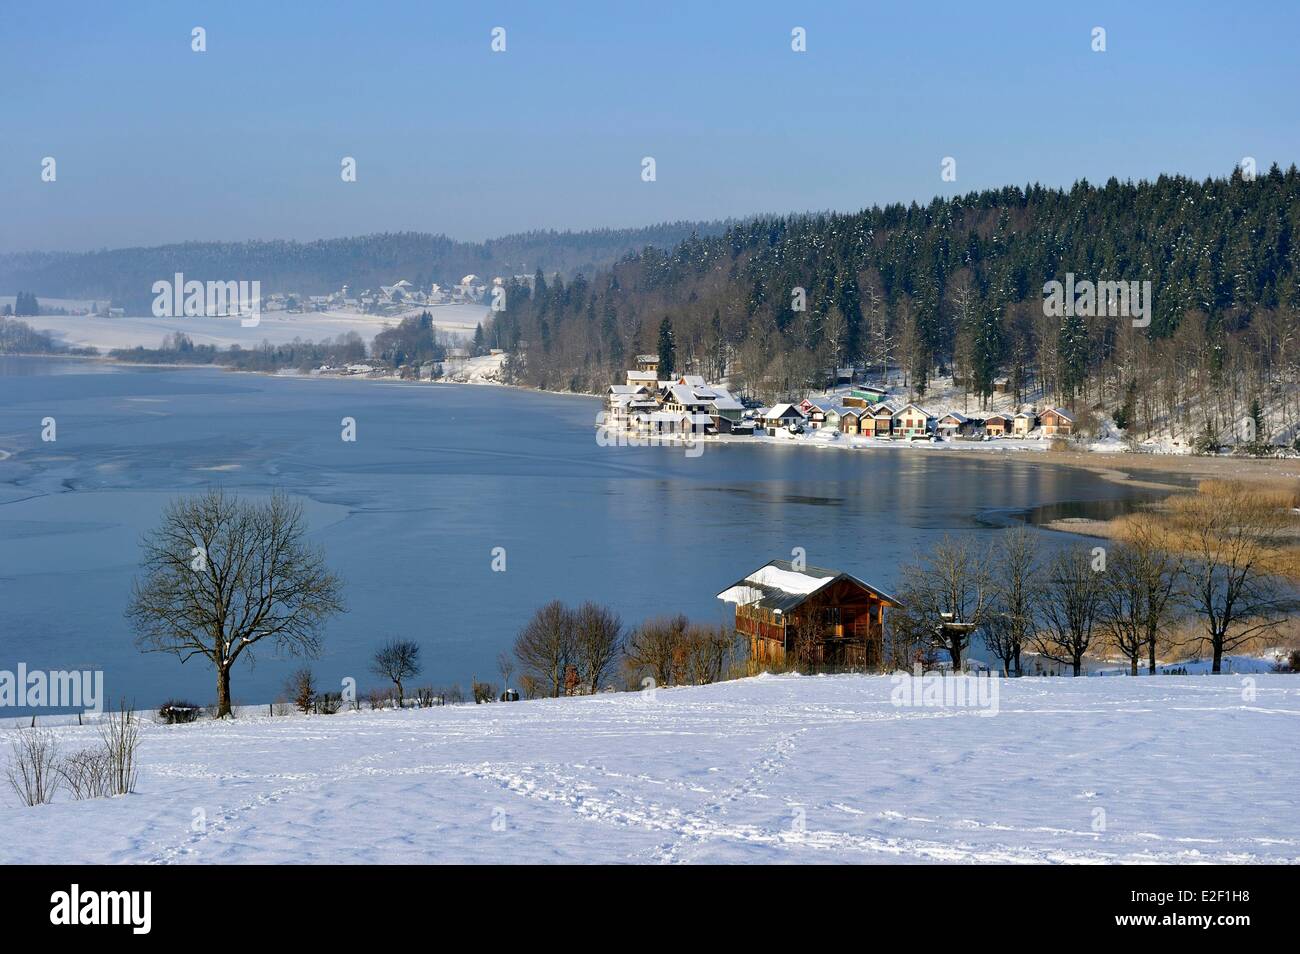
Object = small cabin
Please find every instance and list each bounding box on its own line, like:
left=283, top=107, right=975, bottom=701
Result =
left=983, top=413, right=1011, bottom=437
left=1013, top=411, right=1037, bottom=437
left=936, top=411, right=971, bottom=436
left=838, top=408, right=862, bottom=436
left=718, top=561, right=902, bottom=670
left=850, top=386, right=889, bottom=404
left=760, top=403, right=805, bottom=434
left=1040, top=407, right=1074, bottom=436
left=866, top=403, right=897, bottom=437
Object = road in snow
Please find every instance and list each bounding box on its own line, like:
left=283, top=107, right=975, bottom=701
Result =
left=1, top=673, right=1295, bottom=864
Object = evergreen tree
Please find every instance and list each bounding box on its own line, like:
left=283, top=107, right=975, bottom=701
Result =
left=657, top=316, right=675, bottom=377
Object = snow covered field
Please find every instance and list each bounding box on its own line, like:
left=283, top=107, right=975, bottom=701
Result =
left=17, top=304, right=489, bottom=352
left=3, top=673, right=1296, bottom=864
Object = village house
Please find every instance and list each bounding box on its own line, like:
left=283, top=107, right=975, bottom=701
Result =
left=717, top=560, right=902, bottom=670
left=635, top=354, right=660, bottom=375
left=865, top=402, right=897, bottom=437
left=936, top=411, right=972, bottom=437
left=891, top=403, right=934, bottom=439
left=760, top=403, right=805, bottom=435
left=983, top=412, right=1012, bottom=437
left=607, top=384, right=655, bottom=426
left=698, top=386, right=745, bottom=431
left=838, top=407, right=863, bottom=436
left=1040, top=407, right=1075, bottom=437
left=662, top=383, right=712, bottom=417
left=1013, top=410, right=1038, bottom=437
left=798, top=399, right=831, bottom=429
left=626, top=369, right=659, bottom=390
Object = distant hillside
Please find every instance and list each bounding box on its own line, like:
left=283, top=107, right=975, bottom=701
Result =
left=0, top=222, right=730, bottom=313
left=488, top=165, right=1300, bottom=447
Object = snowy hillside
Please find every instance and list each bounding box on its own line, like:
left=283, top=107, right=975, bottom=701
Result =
left=3, top=673, right=1296, bottom=864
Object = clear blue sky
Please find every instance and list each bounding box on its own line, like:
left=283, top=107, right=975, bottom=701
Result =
left=2, top=0, right=1297, bottom=252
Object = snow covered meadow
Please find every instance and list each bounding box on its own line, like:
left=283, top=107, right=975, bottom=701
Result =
left=3, top=673, right=1295, bottom=864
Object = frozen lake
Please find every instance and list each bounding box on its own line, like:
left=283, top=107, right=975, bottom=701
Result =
left=0, top=356, right=1159, bottom=711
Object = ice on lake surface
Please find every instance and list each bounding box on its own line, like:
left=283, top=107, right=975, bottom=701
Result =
left=0, top=356, right=1159, bottom=709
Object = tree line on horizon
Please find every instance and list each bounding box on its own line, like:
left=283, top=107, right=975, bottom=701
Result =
left=487, top=165, right=1300, bottom=447
left=0, top=222, right=732, bottom=314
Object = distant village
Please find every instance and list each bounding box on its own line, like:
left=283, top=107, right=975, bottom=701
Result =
left=260, top=273, right=511, bottom=315
left=607, top=354, right=1075, bottom=444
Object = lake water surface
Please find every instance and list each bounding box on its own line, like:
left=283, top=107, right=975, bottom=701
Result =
left=0, top=356, right=1161, bottom=710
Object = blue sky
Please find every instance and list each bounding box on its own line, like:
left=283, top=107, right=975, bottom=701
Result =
left=2, top=0, right=1297, bottom=252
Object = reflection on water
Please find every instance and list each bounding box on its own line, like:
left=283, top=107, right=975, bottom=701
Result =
left=1020, top=494, right=1167, bottom=526
left=0, top=357, right=1161, bottom=708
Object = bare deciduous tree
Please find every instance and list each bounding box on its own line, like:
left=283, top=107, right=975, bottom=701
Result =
left=573, top=602, right=623, bottom=693
left=1100, top=516, right=1184, bottom=674
left=1167, top=483, right=1295, bottom=672
left=514, top=601, right=575, bottom=697
left=984, top=527, right=1039, bottom=676
left=370, top=639, right=423, bottom=708
left=496, top=650, right=516, bottom=692
left=126, top=490, right=345, bottom=718
left=1033, top=549, right=1105, bottom=676
left=624, top=614, right=689, bottom=687
left=897, top=536, right=994, bottom=669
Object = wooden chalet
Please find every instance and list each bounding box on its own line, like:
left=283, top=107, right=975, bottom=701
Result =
left=760, top=403, right=805, bottom=434
left=936, top=411, right=971, bottom=436
left=865, top=402, right=896, bottom=437
left=1040, top=407, right=1074, bottom=436
left=718, top=560, right=902, bottom=670
left=1013, top=410, right=1037, bottom=436
left=983, top=412, right=1012, bottom=437
left=838, top=407, right=863, bottom=435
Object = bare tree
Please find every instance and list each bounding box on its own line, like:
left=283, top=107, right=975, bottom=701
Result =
left=682, top=624, right=735, bottom=684
left=984, top=527, right=1039, bottom=676
left=496, top=650, right=516, bottom=692
left=514, top=601, right=575, bottom=697
left=624, top=614, right=689, bottom=687
left=126, top=490, right=345, bottom=718
left=573, top=602, right=623, bottom=693
left=1167, top=484, right=1295, bottom=671
left=371, top=640, right=423, bottom=708
left=897, top=536, right=994, bottom=669
left=1033, top=549, right=1105, bottom=675
left=1101, top=516, right=1183, bottom=674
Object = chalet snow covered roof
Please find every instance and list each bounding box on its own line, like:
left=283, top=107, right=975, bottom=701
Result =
left=764, top=403, right=805, bottom=419
left=717, top=560, right=901, bottom=613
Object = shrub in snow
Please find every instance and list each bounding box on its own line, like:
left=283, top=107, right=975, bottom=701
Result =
left=59, top=749, right=112, bottom=800
left=286, top=667, right=316, bottom=714
left=472, top=680, right=497, bottom=704
left=414, top=686, right=438, bottom=708
left=315, top=692, right=341, bottom=715
left=100, top=706, right=140, bottom=796
left=6, top=726, right=60, bottom=806
left=157, top=699, right=201, bottom=724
